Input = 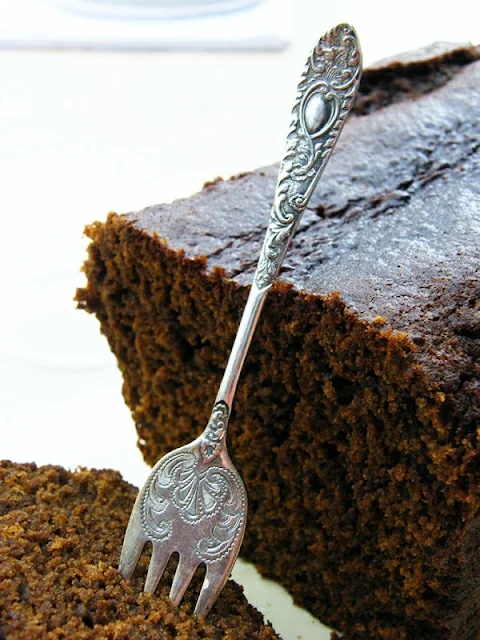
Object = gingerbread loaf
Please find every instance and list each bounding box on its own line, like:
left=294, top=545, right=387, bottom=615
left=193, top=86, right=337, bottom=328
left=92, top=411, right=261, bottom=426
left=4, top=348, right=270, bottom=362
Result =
left=77, top=43, right=480, bottom=639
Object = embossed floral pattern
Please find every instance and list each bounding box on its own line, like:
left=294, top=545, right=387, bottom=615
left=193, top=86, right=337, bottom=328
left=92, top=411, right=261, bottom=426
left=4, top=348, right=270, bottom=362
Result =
left=141, top=451, right=245, bottom=562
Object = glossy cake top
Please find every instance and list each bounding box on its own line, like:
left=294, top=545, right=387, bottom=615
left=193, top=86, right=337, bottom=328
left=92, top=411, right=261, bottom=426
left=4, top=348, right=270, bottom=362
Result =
left=127, top=43, right=479, bottom=394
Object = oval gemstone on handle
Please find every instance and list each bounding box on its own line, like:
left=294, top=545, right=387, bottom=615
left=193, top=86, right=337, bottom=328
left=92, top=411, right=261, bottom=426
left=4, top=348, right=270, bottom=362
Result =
left=304, top=91, right=332, bottom=135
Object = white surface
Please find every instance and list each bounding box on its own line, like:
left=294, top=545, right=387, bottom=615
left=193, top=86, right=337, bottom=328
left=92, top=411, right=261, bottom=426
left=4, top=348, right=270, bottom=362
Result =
left=0, top=0, right=291, bottom=50
left=0, top=1, right=478, bottom=638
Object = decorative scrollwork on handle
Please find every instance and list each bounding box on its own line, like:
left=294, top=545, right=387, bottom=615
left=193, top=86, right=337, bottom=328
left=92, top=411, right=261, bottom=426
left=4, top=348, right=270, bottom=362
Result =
left=254, top=24, right=362, bottom=289
left=199, top=401, right=230, bottom=463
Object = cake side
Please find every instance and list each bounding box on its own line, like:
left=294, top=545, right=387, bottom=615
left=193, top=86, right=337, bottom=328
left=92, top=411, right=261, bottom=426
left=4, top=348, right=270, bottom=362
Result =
left=77, top=44, right=480, bottom=640
left=0, top=461, right=279, bottom=640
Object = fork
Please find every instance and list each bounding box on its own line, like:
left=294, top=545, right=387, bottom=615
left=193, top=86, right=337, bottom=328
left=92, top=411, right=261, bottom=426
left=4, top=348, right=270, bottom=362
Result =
left=118, top=23, right=362, bottom=617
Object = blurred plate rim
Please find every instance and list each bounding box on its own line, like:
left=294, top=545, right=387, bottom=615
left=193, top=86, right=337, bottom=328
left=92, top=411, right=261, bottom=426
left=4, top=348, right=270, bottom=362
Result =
left=53, top=0, right=263, bottom=21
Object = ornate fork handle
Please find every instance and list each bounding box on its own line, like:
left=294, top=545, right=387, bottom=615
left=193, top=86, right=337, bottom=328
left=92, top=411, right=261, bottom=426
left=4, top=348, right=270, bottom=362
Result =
left=200, top=24, right=362, bottom=456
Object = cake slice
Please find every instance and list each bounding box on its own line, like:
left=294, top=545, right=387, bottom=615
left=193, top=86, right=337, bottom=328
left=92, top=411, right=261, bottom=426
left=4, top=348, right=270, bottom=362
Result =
left=77, top=43, right=480, bottom=639
left=0, top=460, right=279, bottom=639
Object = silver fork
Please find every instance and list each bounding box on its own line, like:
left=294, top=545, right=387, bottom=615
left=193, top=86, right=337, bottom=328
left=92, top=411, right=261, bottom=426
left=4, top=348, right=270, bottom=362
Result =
left=118, top=23, right=362, bottom=617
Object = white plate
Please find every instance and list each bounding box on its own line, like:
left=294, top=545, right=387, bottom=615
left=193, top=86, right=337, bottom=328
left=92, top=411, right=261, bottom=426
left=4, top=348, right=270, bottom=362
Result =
left=0, top=0, right=291, bottom=51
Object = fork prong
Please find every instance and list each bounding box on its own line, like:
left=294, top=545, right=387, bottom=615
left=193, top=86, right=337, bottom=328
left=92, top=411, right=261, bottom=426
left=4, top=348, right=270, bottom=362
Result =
left=144, top=543, right=170, bottom=594
left=118, top=503, right=147, bottom=580
left=169, top=555, right=199, bottom=606
left=194, top=560, right=232, bottom=617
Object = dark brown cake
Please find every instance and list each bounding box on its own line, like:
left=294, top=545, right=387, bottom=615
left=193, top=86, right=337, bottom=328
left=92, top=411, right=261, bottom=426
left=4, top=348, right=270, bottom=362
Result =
left=0, top=460, right=279, bottom=639
left=77, top=43, right=480, bottom=640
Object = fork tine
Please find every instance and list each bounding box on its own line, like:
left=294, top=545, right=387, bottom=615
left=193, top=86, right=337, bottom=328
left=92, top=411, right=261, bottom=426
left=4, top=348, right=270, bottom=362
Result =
left=144, top=543, right=170, bottom=594
left=194, top=560, right=232, bottom=617
left=169, top=555, right=199, bottom=606
left=118, top=503, right=147, bottom=580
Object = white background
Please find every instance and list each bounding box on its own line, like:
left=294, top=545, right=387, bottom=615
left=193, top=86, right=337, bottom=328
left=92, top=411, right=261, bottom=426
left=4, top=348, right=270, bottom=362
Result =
left=0, top=1, right=478, bottom=638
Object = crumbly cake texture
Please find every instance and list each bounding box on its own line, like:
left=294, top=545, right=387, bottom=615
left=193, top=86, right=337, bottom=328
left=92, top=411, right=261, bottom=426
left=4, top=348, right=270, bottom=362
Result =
left=0, top=461, right=279, bottom=640
left=77, top=43, right=480, bottom=640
